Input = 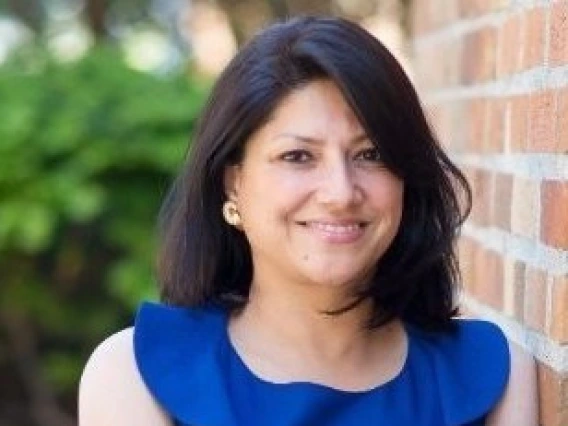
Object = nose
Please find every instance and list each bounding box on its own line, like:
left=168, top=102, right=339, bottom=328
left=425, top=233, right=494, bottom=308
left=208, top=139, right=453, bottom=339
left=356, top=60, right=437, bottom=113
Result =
left=316, top=159, right=362, bottom=209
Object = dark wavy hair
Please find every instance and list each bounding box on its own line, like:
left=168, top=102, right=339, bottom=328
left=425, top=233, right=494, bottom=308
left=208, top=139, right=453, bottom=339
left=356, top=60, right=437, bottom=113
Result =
left=157, top=16, right=471, bottom=331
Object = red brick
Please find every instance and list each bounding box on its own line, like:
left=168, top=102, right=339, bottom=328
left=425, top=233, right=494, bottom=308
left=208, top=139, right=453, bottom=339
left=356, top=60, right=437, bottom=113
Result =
left=457, top=0, right=506, bottom=17
left=486, top=99, right=506, bottom=152
left=513, top=261, right=526, bottom=321
left=557, top=87, right=568, bottom=153
left=437, top=0, right=459, bottom=29
left=511, top=177, right=540, bottom=239
left=411, top=1, right=427, bottom=35
left=473, top=248, right=504, bottom=309
left=458, top=237, right=476, bottom=293
left=493, top=173, right=513, bottom=230
left=480, top=28, right=497, bottom=82
left=503, top=257, right=525, bottom=318
left=498, top=14, right=522, bottom=77
left=524, top=267, right=548, bottom=332
left=462, top=31, right=481, bottom=84
left=509, top=95, right=529, bottom=151
left=430, top=104, right=451, bottom=149
left=419, top=0, right=438, bottom=32
left=541, top=181, right=568, bottom=249
left=449, top=100, right=467, bottom=152
left=461, top=28, right=496, bottom=83
left=429, top=0, right=445, bottom=31
left=470, top=168, right=493, bottom=226
left=447, top=39, right=462, bottom=87
left=550, top=2, right=568, bottom=66
left=466, top=98, right=487, bottom=151
left=522, top=7, right=546, bottom=70
left=486, top=250, right=504, bottom=309
left=528, top=91, right=558, bottom=152
left=427, top=43, right=444, bottom=90
left=538, top=363, right=568, bottom=426
left=490, top=0, right=509, bottom=12
left=469, top=241, right=483, bottom=298
left=549, top=275, right=568, bottom=344
left=458, top=0, right=480, bottom=18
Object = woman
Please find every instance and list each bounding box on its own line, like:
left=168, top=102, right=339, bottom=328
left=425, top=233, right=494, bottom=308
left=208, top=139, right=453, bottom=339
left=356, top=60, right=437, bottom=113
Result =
left=79, top=17, right=537, bottom=425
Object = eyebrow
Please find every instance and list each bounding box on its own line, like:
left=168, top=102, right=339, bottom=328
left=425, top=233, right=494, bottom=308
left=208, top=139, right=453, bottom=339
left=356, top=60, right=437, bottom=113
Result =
left=272, top=133, right=369, bottom=144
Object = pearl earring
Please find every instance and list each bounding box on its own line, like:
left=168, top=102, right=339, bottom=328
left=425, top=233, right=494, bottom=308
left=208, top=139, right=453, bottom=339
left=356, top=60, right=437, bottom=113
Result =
left=222, top=200, right=241, bottom=226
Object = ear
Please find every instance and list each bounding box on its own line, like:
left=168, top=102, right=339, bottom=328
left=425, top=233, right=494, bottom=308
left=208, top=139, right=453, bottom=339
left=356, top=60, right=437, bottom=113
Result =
left=223, top=164, right=241, bottom=201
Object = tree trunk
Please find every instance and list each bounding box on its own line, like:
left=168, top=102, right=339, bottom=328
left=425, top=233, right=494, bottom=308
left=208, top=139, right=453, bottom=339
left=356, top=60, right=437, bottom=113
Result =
left=7, top=0, right=45, bottom=34
left=1, top=312, right=75, bottom=426
left=85, top=0, right=108, bottom=40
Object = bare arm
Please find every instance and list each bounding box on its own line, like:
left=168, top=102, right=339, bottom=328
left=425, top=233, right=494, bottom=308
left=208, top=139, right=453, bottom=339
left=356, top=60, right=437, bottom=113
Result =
left=486, top=340, right=538, bottom=426
left=78, top=328, right=172, bottom=426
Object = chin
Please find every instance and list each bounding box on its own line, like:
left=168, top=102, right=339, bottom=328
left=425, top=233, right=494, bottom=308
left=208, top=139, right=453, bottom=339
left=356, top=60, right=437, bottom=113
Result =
left=304, top=268, right=371, bottom=290
left=300, top=255, right=376, bottom=285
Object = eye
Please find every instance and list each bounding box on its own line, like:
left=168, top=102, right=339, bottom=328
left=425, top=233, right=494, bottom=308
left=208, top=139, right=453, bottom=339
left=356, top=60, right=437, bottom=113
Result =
left=279, top=149, right=313, bottom=163
left=355, top=147, right=382, bottom=163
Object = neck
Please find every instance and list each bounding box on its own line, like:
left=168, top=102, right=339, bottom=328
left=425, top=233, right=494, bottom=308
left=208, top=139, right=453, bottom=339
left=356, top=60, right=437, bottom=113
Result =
left=249, top=281, right=371, bottom=345
left=228, top=279, right=406, bottom=390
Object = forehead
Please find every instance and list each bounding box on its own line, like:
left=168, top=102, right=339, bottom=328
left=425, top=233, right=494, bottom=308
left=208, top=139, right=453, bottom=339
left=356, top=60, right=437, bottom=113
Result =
left=269, top=79, right=363, bottom=134
left=242, top=79, right=366, bottom=153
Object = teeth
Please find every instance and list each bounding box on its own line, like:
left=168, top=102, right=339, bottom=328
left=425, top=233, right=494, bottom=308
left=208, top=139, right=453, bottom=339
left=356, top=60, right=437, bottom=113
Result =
left=310, top=222, right=361, bottom=233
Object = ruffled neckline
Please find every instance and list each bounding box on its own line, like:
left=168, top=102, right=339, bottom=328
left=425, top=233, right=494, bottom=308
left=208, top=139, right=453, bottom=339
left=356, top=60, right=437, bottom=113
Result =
left=222, top=313, right=413, bottom=395
left=133, top=301, right=510, bottom=426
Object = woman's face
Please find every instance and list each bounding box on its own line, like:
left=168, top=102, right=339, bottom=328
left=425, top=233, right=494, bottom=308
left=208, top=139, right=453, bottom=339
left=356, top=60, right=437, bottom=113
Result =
left=225, top=79, right=403, bottom=292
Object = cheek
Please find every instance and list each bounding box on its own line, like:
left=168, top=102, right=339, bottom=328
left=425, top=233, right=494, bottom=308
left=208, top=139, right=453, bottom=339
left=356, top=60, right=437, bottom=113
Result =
left=240, top=171, right=312, bottom=217
left=390, top=185, right=405, bottom=216
left=366, top=176, right=404, bottom=211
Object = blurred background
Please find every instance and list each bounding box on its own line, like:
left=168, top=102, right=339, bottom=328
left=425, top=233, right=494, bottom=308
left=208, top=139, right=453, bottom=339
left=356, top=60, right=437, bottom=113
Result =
left=0, top=1, right=410, bottom=424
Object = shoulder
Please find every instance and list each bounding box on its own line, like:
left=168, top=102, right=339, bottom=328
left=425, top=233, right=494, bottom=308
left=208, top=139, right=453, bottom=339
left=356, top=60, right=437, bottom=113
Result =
left=410, top=318, right=538, bottom=425
left=410, top=318, right=510, bottom=371
left=486, top=340, right=538, bottom=425
left=130, top=302, right=238, bottom=425
left=407, top=318, right=512, bottom=424
left=440, top=319, right=538, bottom=425
left=78, top=328, right=171, bottom=426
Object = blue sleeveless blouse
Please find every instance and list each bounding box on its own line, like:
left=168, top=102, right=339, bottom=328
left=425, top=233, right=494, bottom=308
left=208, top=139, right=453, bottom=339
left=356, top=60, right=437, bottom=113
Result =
left=134, top=302, right=510, bottom=426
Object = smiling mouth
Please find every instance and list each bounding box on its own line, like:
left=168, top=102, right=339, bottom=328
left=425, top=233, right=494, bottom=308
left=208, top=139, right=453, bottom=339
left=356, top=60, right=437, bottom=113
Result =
left=296, top=221, right=368, bottom=243
left=299, top=221, right=367, bottom=232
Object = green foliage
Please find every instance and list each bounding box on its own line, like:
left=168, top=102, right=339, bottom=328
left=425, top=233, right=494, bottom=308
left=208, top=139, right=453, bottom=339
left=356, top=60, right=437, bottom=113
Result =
left=0, top=47, right=208, bottom=402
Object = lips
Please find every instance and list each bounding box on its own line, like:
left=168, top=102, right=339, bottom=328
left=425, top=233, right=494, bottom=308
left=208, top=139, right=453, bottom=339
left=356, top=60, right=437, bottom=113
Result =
left=308, top=222, right=363, bottom=233
left=298, top=220, right=368, bottom=243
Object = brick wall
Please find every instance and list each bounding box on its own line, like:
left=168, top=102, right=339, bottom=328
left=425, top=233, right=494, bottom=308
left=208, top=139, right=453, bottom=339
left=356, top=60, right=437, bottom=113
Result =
left=410, top=1, right=568, bottom=425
